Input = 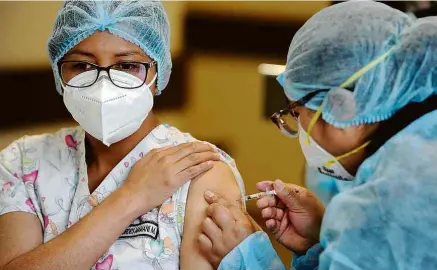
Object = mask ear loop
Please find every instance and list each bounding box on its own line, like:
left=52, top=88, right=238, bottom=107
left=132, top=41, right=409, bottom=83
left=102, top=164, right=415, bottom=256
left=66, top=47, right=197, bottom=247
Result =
left=305, top=47, right=397, bottom=165
left=146, top=73, right=158, bottom=88
left=324, top=141, right=371, bottom=168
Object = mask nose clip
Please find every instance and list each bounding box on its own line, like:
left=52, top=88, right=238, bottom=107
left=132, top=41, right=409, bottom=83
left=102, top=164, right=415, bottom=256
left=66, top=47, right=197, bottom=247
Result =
left=96, top=72, right=110, bottom=83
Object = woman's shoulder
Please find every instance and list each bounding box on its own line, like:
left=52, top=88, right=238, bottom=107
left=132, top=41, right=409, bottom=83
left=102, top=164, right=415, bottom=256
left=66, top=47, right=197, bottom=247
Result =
left=0, top=126, right=83, bottom=174
left=164, top=125, right=237, bottom=166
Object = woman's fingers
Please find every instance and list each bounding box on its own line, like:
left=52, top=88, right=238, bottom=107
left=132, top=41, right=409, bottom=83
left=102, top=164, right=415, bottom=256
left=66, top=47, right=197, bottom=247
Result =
left=197, top=233, right=221, bottom=269
left=198, top=233, right=213, bottom=254
left=156, top=142, right=220, bottom=181
left=261, top=207, right=284, bottom=221
left=256, top=181, right=274, bottom=192
left=256, top=195, right=277, bottom=209
left=167, top=142, right=216, bottom=163
left=206, top=203, right=236, bottom=231
left=256, top=180, right=286, bottom=207
left=201, top=217, right=223, bottom=245
left=265, top=219, right=281, bottom=234
left=199, top=191, right=257, bottom=267
left=204, top=191, right=248, bottom=226
left=174, top=151, right=221, bottom=173
left=175, top=160, right=215, bottom=184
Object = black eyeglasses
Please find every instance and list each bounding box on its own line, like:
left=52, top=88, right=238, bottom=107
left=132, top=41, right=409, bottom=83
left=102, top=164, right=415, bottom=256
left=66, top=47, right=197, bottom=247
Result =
left=270, top=90, right=328, bottom=137
left=58, top=61, right=157, bottom=89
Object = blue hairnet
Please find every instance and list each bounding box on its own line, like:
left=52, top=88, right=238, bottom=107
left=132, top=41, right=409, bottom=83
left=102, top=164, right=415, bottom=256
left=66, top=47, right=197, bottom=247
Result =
left=280, top=1, right=418, bottom=128
left=48, top=0, right=171, bottom=95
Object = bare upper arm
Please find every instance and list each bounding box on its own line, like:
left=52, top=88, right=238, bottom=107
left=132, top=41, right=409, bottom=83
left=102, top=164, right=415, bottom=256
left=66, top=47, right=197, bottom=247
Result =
left=0, top=212, right=43, bottom=268
left=180, top=161, right=242, bottom=270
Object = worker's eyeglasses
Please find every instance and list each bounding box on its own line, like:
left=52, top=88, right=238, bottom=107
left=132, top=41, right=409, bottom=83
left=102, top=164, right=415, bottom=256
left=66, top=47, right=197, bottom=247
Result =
left=270, top=90, right=328, bottom=137
left=58, top=61, right=157, bottom=89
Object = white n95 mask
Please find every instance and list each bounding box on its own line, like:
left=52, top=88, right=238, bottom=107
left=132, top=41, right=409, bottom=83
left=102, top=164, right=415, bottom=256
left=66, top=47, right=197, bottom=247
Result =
left=298, top=122, right=355, bottom=181
left=63, top=70, right=156, bottom=146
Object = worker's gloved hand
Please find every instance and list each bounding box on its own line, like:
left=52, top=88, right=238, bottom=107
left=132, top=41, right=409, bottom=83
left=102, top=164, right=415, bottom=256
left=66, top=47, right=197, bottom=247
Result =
left=256, top=180, right=325, bottom=255
left=197, top=191, right=261, bottom=268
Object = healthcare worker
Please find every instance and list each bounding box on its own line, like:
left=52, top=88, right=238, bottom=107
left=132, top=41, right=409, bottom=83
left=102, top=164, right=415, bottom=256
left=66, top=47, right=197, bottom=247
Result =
left=197, top=2, right=437, bottom=269
left=306, top=0, right=428, bottom=210
left=0, top=1, right=245, bottom=270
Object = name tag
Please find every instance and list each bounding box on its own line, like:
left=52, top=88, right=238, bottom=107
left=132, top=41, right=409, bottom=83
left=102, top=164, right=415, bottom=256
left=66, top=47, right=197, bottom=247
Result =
left=317, top=167, right=349, bottom=181
left=120, top=221, right=159, bottom=240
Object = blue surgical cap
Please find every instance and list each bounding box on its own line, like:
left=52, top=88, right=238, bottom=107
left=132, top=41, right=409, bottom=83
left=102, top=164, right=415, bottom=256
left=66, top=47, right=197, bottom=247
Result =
left=48, top=0, right=171, bottom=95
left=280, top=1, right=422, bottom=128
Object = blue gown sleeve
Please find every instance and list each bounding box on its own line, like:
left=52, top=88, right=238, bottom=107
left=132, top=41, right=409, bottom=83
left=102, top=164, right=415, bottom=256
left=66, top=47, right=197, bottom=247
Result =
left=291, top=244, right=323, bottom=270
left=218, top=231, right=324, bottom=270
left=218, top=231, right=287, bottom=270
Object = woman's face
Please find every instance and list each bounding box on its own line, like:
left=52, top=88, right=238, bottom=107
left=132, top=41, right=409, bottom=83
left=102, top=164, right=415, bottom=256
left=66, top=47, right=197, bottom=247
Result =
left=62, top=30, right=157, bottom=94
left=295, top=105, right=379, bottom=175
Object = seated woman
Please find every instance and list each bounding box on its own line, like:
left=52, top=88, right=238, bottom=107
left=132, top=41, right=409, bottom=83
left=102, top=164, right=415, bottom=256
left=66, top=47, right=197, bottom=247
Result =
left=0, top=1, right=244, bottom=270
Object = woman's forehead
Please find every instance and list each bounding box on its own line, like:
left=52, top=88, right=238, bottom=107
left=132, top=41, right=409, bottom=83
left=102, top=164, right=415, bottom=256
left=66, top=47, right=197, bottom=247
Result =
left=65, top=31, right=150, bottom=60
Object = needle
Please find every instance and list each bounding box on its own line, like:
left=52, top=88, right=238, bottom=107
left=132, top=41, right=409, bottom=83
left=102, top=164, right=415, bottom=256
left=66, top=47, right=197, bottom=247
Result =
left=240, top=189, right=276, bottom=202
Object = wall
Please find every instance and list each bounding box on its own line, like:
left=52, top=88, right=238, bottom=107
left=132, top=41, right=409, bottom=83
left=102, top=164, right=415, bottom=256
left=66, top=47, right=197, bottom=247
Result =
left=0, top=1, right=186, bottom=69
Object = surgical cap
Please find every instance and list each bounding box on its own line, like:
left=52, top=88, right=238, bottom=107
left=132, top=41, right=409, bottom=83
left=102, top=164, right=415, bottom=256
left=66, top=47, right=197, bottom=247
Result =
left=280, top=1, right=418, bottom=128
left=48, top=0, right=171, bottom=95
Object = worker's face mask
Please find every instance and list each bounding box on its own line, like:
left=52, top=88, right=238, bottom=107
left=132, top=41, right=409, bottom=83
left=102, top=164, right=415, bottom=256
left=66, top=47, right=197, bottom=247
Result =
left=298, top=122, right=356, bottom=181
left=62, top=70, right=156, bottom=146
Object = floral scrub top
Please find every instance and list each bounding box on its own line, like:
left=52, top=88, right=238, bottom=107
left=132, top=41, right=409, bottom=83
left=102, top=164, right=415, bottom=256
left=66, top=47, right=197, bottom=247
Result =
left=0, top=124, right=245, bottom=270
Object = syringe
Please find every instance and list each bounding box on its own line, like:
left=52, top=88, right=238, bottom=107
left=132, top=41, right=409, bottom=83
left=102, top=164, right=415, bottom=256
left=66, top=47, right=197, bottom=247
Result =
left=241, top=188, right=276, bottom=202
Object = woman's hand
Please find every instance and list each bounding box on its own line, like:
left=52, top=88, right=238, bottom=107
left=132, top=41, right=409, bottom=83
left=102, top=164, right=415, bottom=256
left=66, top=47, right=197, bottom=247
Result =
left=197, top=191, right=261, bottom=268
left=122, top=142, right=221, bottom=215
left=256, top=179, right=325, bottom=255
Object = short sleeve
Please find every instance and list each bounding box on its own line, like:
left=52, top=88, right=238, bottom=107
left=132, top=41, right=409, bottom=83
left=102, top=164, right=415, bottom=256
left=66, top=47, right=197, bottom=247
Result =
left=0, top=140, right=37, bottom=216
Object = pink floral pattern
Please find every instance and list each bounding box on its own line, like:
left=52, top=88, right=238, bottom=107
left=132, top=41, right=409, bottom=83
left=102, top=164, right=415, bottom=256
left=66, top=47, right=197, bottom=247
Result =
left=22, top=170, right=38, bottom=185
left=2, top=180, right=13, bottom=191
left=43, top=215, right=49, bottom=229
left=25, top=199, right=36, bottom=212
left=95, top=254, right=113, bottom=270
left=65, top=134, right=78, bottom=150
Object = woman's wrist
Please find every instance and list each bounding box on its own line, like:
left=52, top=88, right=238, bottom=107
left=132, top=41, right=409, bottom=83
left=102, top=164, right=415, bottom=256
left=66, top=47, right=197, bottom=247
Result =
left=289, top=237, right=319, bottom=256
left=112, top=186, right=151, bottom=219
